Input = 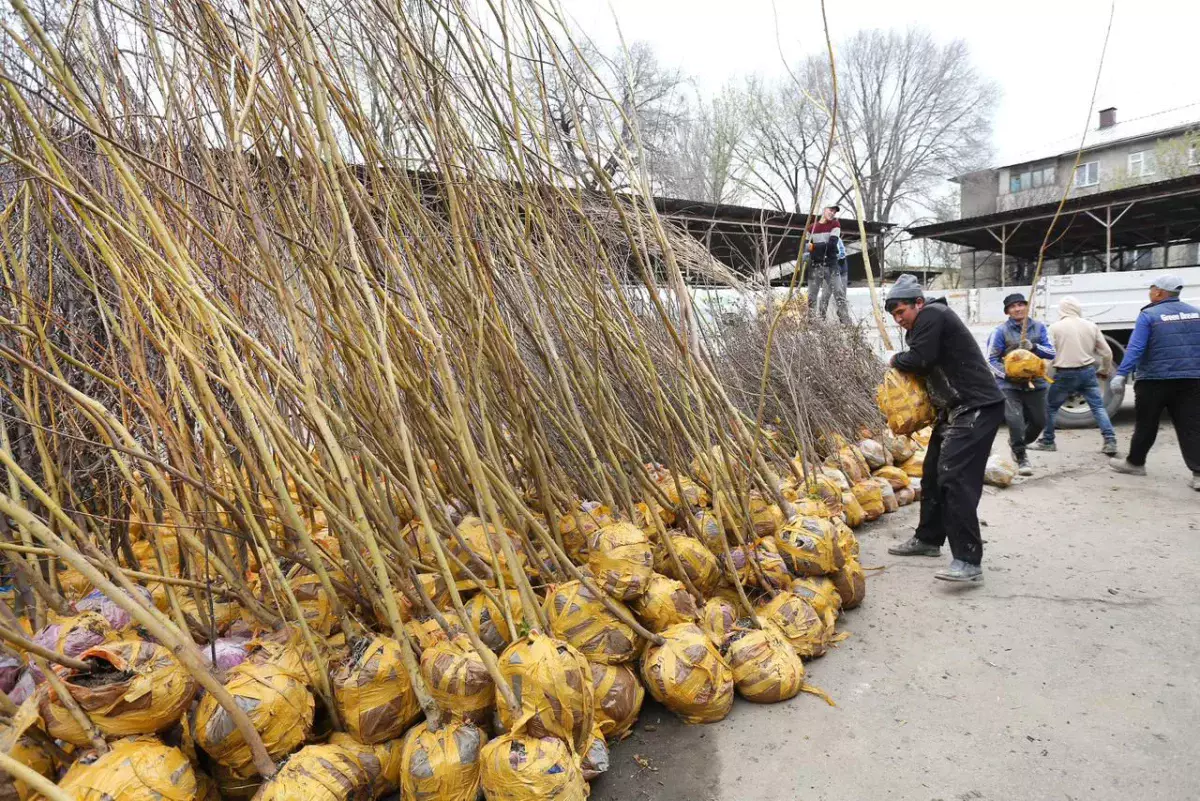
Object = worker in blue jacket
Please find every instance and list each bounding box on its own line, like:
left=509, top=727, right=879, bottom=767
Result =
left=986, top=293, right=1056, bottom=476
left=1109, top=275, right=1200, bottom=489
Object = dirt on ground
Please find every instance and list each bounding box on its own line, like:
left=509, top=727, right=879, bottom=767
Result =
left=593, top=411, right=1200, bottom=801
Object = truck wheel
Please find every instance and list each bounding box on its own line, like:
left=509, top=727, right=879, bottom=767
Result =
left=1055, top=337, right=1125, bottom=429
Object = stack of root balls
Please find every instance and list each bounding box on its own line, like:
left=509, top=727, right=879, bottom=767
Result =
left=0, top=429, right=928, bottom=801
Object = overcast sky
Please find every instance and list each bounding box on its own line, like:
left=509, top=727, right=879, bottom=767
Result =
left=560, top=0, right=1200, bottom=170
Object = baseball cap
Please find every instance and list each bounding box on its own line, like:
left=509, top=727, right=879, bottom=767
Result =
left=1149, top=274, right=1183, bottom=292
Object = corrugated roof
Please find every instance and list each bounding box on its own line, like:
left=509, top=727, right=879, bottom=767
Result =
left=991, top=103, right=1200, bottom=171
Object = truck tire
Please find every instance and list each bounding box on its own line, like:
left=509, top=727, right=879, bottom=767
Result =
left=1054, top=337, right=1125, bottom=429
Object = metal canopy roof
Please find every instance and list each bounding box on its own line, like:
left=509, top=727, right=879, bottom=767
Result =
left=908, top=173, right=1200, bottom=260
left=651, top=196, right=893, bottom=272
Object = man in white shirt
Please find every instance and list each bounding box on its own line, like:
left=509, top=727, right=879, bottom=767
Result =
left=1031, top=296, right=1117, bottom=455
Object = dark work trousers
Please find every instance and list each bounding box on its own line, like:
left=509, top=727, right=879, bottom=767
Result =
left=1001, top=386, right=1047, bottom=460
left=1126, top=378, right=1200, bottom=473
left=915, top=401, right=1005, bottom=565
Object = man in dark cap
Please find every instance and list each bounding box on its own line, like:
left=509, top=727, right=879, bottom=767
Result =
left=883, top=274, right=1004, bottom=584
left=1108, top=274, right=1200, bottom=489
left=986, top=293, right=1055, bottom=476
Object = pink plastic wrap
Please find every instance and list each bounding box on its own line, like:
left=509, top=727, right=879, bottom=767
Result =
left=7, top=670, right=36, bottom=704
left=32, top=611, right=110, bottom=660
left=75, top=586, right=154, bottom=631
left=0, top=655, right=21, bottom=693
left=199, top=637, right=249, bottom=672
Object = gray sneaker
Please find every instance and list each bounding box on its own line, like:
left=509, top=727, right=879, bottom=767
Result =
left=934, top=559, right=983, bottom=583
left=887, top=537, right=941, bottom=557
left=1108, top=459, right=1146, bottom=476
left=1017, top=457, right=1033, bottom=476
left=1191, top=473, right=1200, bottom=491
left=1030, top=440, right=1056, bottom=452
left=1102, top=439, right=1118, bottom=456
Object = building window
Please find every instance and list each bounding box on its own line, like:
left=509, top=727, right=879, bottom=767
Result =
left=1074, top=161, right=1099, bottom=187
left=1128, top=150, right=1156, bottom=178
left=1009, top=165, right=1057, bottom=193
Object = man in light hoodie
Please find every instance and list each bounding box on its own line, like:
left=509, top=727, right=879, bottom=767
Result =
left=1032, top=296, right=1118, bottom=455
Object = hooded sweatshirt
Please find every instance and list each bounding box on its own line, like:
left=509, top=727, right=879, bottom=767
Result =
left=1048, top=296, right=1112, bottom=371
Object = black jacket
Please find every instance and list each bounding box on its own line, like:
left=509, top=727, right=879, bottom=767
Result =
left=890, top=298, right=1003, bottom=414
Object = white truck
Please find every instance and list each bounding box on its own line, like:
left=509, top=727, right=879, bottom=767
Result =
left=842, top=265, right=1200, bottom=428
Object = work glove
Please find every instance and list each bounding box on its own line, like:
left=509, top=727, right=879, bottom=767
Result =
left=1109, top=375, right=1127, bottom=396
left=1019, top=339, right=1033, bottom=350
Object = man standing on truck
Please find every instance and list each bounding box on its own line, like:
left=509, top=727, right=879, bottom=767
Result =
left=883, top=274, right=1005, bottom=584
left=987, top=293, right=1056, bottom=476
left=807, top=205, right=851, bottom=324
left=1108, top=275, right=1200, bottom=489
left=1031, top=296, right=1118, bottom=455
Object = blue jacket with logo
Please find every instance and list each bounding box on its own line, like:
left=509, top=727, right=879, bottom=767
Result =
left=986, top=317, right=1056, bottom=391
left=1116, top=297, right=1200, bottom=380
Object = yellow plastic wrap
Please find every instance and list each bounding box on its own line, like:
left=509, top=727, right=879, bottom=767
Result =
left=420, top=634, right=494, bottom=724
left=757, top=592, right=828, bottom=659
left=788, top=576, right=842, bottom=628
left=896, top=487, right=916, bottom=507
left=689, top=511, right=726, bottom=554
left=825, top=445, right=870, bottom=484
left=633, top=501, right=675, bottom=535
left=841, top=492, right=865, bottom=528
left=876, top=368, right=937, bottom=435
left=496, top=633, right=594, bottom=753
left=728, top=620, right=805, bottom=703
left=450, top=516, right=530, bottom=584
left=882, top=429, right=917, bottom=464
left=479, top=733, right=587, bottom=801
left=984, top=455, right=1017, bottom=487
left=1004, top=348, right=1047, bottom=381
left=462, top=590, right=522, bottom=653
left=588, top=663, right=644, bottom=741
left=586, top=522, right=654, bottom=601
left=818, top=467, right=851, bottom=492
left=698, top=597, right=739, bottom=651
left=399, top=720, right=486, bottom=801
left=805, top=475, right=844, bottom=518
left=41, top=640, right=198, bottom=746
left=243, top=625, right=328, bottom=688
left=0, top=720, right=52, bottom=801
left=851, top=480, right=885, bottom=521
left=59, top=737, right=201, bottom=801
left=786, top=496, right=833, bottom=519
left=581, top=724, right=609, bottom=781
left=834, top=520, right=859, bottom=562
left=901, top=450, right=926, bottom=478
left=405, top=615, right=461, bottom=653
left=557, top=504, right=614, bottom=562
left=776, top=517, right=841, bottom=577
left=654, top=535, right=720, bottom=596
left=723, top=543, right=790, bottom=592
left=326, top=733, right=393, bottom=800
left=285, top=571, right=337, bottom=637
left=390, top=573, right=452, bottom=625
left=253, top=744, right=373, bottom=801
left=31, top=611, right=113, bottom=660
left=873, top=477, right=900, bottom=513
left=544, top=580, right=638, bottom=665
left=858, top=438, right=888, bottom=470
left=656, top=474, right=709, bottom=509
left=640, top=623, right=734, bottom=725
left=634, top=573, right=699, bottom=634
left=192, top=661, right=315, bottom=778
left=872, top=465, right=911, bottom=491
left=833, top=558, right=867, bottom=610
left=912, top=426, right=933, bottom=447
left=333, top=636, right=421, bottom=744
left=719, top=493, right=784, bottom=539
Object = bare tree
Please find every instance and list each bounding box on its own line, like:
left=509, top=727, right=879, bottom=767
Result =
left=657, top=87, right=746, bottom=203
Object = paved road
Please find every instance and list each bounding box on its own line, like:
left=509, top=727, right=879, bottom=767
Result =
left=593, top=413, right=1200, bottom=801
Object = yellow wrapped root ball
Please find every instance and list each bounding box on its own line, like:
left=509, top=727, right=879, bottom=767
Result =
left=581, top=724, right=610, bottom=781
left=587, top=522, right=654, bottom=600
left=727, top=620, right=805, bottom=703
left=462, top=590, right=521, bottom=653
left=757, top=592, right=828, bottom=659
left=657, top=475, right=709, bottom=510
left=788, top=576, right=842, bottom=628
left=589, top=662, right=644, bottom=741
left=632, top=573, right=699, bottom=633
left=640, top=623, right=734, bottom=725
left=326, top=733, right=393, bottom=800
left=698, top=597, right=740, bottom=651
left=877, top=368, right=937, bottom=435
left=841, top=491, right=865, bottom=528
left=405, top=615, right=461, bottom=653
left=1004, top=348, right=1046, bottom=381
left=901, top=450, right=926, bottom=478
left=776, top=517, right=841, bottom=577
left=420, top=634, right=494, bottom=724
left=253, top=744, right=373, bottom=801
left=851, top=480, right=885, bottom=521
left=399, top=720, right=487, bottom=801
left=834, top=520, right=859, bottom=562
left=59, top=737, right=201, bottom=801
left=872, top=465, right=911, bottom=491
left=689, top=510, right=726, bottom=554
left=833, top=558, right=867, bottom=610
left=724, top=544, right=790, bottom=592
left=192, top=662, right=315, bottom=778
left=496, top=633, right=594, bottom=753
left=243, top=626, right=329, bottom=688
left=558, top=503, right=614, bottom=561
left=285, top=571, right=338, bottom=637
left=805, top=475, right=844, bottom=518
left=334, top=636, right=421, bottom=744
left=654, top=535, right=721, bottom=596
left=0, top=719, right=52, bottom=801
left=450, top=516, right=531, bottom=584
left=479, top=734, right=587, bottom=801
left=544, top=581, right=638, bottom=665
left=41, top=640, right=197, bottom=746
